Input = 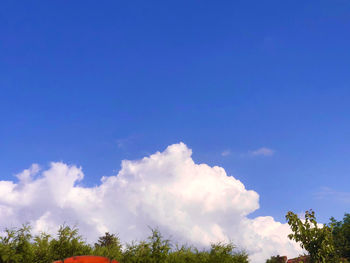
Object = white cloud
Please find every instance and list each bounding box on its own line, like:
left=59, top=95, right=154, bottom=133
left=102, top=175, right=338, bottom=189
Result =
left=116, top=134, right=141, bottom=149
left=249, top=147, right=275, bottom=157
left=314, top=187, right=350, bottom=204
left=221, top=149, right=231, bottom=157
left=0, top=143, right=301, bottom=262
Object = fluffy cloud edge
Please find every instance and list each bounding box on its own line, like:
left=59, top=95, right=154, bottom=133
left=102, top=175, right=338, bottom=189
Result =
left=0, top=142, right=302, bottom=262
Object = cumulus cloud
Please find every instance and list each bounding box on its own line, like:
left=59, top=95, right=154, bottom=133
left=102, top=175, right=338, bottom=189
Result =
left=0, top=143, right=301, bottom=262
left=249, top=147, right=275, bottom=157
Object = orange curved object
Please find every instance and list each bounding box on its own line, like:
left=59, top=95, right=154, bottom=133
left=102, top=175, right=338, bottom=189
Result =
left=53, top=255, right=119, bottom=263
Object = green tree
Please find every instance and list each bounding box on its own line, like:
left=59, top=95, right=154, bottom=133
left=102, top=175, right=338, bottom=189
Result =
left=122, top=240, right=152, bottom=263
left=167, top=244, right=200, bottom=263
left=266, top=255, right=287, bottom=263
left=49, top=225, right=92, bottom=261
left=122, top=228, right=171, bottom=263
left=191, top=247, right=211, bottom=263
left=32, top=232, right=52, bottom=263
left=147, top=228, right=171, bottom=263
left=0, top=223, right=252, bottom=263
left=330, top=213, right=350, bottom=261
left=286, top=210, right=337, bottom=263
left=93, top=232, right=123, bottom=261
left=167, top=242, right=248, bottom=263
left=0, top=224, right=34, bottom=263
left=208, top=242, right=249, bottom=263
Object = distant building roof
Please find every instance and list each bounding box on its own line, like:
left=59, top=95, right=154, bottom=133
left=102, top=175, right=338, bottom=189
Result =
left=286, top=255, right=309, bottom=263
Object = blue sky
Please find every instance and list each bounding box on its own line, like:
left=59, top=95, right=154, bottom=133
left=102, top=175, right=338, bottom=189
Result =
left=1, top=0, right=350, bottom=226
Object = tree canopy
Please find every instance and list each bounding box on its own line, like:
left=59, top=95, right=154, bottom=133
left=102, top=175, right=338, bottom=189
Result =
left=0, top=225, right=248, bottom=263
left=285, top=210, right=350, bottom=263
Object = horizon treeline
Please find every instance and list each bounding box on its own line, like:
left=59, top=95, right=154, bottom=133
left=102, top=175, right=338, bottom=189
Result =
left=1, top=212, right=349, bottom=263
left=0, top=224, right=248, bottom=263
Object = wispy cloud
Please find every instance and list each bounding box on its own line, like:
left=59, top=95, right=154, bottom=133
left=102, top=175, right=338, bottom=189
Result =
left=314, top=187, right=350, bottom=204
left=221, top=149, right=231, bottom=157
left=248, top=147, right=275, bottom=157
left=116, top=134, right=140, bottom=149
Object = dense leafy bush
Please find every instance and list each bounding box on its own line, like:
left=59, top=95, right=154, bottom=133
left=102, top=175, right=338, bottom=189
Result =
left=330, top=213, right=350, bottom=260
left=265, top=255, right=287, bottom=263
left=285, top=211, right=350, bottom=263
left=0, top=225, right=248, bottom=263
left=2, top=211, right=348, bottom=263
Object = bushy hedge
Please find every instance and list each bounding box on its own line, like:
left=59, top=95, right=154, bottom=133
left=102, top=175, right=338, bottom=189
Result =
left=0, top=224, right=249, bottom=263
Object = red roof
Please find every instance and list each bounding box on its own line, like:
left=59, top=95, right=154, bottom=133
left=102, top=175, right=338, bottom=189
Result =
left=286, top=255, right=309, bottom=263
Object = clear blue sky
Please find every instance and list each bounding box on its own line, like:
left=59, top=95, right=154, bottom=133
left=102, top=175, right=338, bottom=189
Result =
left=1, top=1, right=349, bottom=223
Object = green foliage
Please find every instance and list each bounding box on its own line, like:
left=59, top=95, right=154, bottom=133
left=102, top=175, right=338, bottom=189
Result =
left=121, top=228, right=170, bottom=263
left=4, top=211, right=350, bottom=263
left=208, top=242, right=248, bottom=263
left=167, top=245, right=199, bottom=263
left=0, top=224, right=94, bottom=263
left=122, top=240, right=152, bottom=263
left=265, top=255, right=287, bottom=263
left=0, top=223, right=246, bottom=263
left=0, top=224, right=34, bottom=263
left=93, top=232, right=123, bottom=261
left=286, top=210, right=337, bottom=263
left=167, top=243, right=248, bottom=263
left=49, top=225, right=92, bottom=261
left=32, top=232, right=52, bottom=263
left=330, top=213, right=350, bottom=260
left=147, top=228, right=171, bottom=263
left=0, top=224, right=249, bottom=263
